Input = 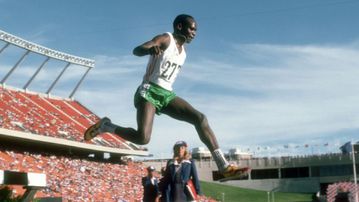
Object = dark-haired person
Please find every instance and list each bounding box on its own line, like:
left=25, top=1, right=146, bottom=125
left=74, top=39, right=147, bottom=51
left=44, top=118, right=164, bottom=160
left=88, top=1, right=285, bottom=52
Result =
left=84, top=14, right=248, bottom=179
left=160, top=141, right=200, bottom=202
left=142, top=166, right=160, bottom=202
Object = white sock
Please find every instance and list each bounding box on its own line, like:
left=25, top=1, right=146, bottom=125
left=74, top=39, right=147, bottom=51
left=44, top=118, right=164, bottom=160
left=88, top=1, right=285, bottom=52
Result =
left=212, top=149, right=229, bottom=172
left=101, top=121, right=117, bottom=133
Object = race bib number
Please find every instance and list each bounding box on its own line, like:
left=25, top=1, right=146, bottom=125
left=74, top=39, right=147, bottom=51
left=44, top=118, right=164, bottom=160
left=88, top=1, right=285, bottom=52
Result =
left=160, top=61, right=181, bottom=81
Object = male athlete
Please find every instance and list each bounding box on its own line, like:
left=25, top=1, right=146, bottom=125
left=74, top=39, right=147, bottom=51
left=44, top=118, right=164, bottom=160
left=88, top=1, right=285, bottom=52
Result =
left=84, top=14, right=249, bottom=179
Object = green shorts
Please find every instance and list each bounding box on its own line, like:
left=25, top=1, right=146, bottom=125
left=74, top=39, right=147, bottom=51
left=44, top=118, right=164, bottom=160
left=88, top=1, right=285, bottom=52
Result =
left=134, top=82, right=176, bottom=114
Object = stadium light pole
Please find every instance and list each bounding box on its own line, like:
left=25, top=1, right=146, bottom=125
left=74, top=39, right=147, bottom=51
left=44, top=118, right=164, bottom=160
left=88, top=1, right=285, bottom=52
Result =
left=272, top=191, right=275, bottom=202
left=271, top=181, right=276, bottom=202
left=352, top=143, right=358, bottom=202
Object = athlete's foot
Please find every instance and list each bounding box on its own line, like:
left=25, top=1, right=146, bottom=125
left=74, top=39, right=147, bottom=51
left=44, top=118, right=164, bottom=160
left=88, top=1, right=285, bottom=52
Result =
left=84, top=117, right=111, bottom=141
left=222, top=165, right=251, bottom=178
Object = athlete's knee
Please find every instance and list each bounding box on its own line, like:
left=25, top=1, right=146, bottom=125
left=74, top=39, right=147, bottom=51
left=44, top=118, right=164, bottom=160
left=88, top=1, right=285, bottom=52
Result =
left=194, top=112, right=209, bottom=128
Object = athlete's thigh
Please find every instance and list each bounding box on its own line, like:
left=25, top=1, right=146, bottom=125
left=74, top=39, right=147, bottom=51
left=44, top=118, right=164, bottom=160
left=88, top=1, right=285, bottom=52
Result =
left=162, top=96, right=200, bottom=123
left=136, top=98, right=156, bottom=133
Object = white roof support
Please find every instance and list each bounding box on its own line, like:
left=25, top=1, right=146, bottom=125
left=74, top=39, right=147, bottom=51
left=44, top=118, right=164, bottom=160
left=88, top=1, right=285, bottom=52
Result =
left=1, top=49, right=30, bottom=84
left=23, top=57, right=50, bottom=90
left=46, top=62, right=71, bottom=94
left=69, top=67, right=91, bottom=99
left=0, top=42, right=10, bottom=54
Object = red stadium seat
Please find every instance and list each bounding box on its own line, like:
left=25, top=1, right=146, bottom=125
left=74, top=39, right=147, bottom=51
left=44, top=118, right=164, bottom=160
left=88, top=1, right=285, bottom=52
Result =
left=0, top=87, right=133, bottom=149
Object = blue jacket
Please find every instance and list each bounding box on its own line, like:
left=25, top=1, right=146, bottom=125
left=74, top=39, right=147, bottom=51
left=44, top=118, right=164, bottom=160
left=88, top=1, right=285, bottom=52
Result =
left=142, top=176, right=160, bottom=202
left=160, top=159, right=201, bottom=202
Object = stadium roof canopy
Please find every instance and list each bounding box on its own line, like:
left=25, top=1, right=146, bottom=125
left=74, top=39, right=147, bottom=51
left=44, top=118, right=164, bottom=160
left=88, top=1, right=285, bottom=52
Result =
left=0, top=29, right=94, bottom=99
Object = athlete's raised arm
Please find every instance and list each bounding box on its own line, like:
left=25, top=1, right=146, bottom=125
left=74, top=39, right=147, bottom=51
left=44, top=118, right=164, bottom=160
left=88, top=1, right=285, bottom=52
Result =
left=133, top=33, right=170, bottom=57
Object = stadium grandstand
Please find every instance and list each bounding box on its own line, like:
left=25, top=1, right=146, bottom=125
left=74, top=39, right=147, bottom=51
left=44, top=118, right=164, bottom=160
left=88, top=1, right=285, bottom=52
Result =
left=0, top=28, right=154, bottom=201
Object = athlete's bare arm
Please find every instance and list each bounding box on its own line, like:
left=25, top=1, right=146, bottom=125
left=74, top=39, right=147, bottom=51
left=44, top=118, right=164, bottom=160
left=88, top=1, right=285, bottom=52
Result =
left=133, top=33, right=171, bottom=57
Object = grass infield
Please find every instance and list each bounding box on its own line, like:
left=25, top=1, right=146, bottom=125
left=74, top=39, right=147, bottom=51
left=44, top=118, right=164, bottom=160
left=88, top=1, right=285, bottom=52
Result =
left=200, top=181, right=313, bottom=202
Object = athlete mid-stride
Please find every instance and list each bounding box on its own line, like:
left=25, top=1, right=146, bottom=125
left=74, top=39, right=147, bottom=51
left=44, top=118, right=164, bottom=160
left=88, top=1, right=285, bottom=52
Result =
left=84, top=14, right=249, bottom=179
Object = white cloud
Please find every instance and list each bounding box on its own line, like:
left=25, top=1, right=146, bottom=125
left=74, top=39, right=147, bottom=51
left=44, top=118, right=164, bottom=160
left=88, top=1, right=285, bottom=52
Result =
left=183, top=43, right=359, bottom=153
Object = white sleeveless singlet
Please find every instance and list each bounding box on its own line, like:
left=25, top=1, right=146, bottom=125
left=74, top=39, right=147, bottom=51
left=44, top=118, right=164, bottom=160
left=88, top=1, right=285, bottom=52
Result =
left=142, top=32, right=186, bottom=91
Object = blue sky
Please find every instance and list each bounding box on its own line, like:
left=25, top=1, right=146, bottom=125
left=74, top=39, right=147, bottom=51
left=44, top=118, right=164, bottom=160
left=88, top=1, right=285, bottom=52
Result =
left=1, top=0, right=359, bottom=158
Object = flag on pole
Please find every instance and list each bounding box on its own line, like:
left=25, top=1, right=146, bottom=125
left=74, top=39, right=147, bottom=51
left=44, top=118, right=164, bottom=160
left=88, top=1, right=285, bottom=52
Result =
left=340, top=141, right=352, bottom=154
left=353, top=143, right=359, bottom=153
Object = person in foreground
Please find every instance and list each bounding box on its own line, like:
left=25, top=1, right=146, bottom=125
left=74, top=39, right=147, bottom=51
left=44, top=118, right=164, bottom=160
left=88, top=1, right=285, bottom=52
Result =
left=84, top=14, right=249, bottom=179
left=142, top=166, right=161, bottom=202
left=160, top=141, right=200, bottom=202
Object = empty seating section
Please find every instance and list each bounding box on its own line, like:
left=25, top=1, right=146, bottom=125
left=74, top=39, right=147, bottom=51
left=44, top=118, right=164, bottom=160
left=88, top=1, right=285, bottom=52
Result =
left=65, top=100, right=100, bottom=123
left=0, top=87, right=130, bottom=149
left=49, top=98, right=95, bottom=127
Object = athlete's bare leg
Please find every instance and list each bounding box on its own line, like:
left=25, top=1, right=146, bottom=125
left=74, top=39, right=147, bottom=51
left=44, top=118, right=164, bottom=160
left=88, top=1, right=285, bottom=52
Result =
left=161, top=96, right=219, bottom=152
left=161, top=96, right=251, bottom=177
left=85, top=95, right=248, bottom=176
left=112, top=99, right=156, bottom=145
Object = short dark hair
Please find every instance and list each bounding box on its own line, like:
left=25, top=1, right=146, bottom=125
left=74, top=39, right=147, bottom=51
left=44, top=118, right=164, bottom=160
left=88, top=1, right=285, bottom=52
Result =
left=147, top=166, right=155, bottom=172
left=173, top=14, right=195, bottom=29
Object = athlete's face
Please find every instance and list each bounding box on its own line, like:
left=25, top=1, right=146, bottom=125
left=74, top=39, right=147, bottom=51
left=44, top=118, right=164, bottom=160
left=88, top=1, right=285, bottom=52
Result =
left=177, top=19, right=197, bottom=43
left=183, top=20, right=197, bottom=43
